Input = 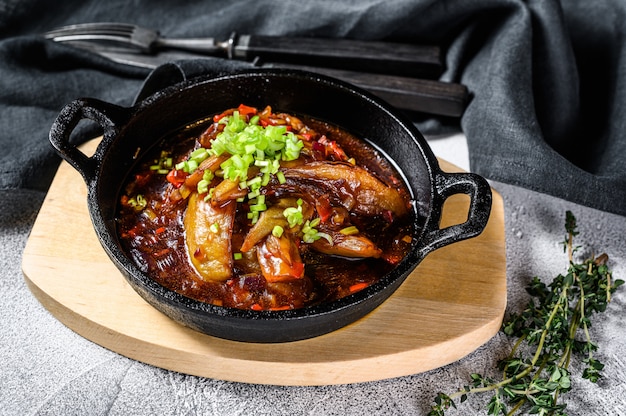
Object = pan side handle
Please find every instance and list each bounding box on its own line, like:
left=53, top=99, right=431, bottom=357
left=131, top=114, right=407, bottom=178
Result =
left=49, top=98, right=130, bottom=184
left=418, top=171, right=492, bottom=257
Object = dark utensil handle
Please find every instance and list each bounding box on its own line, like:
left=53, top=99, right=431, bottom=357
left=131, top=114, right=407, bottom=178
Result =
left=270, top=65, right=468, bottom=117
left=232, top=33, right=443, bottom=78
left=418, top=171, right=492, bottom=256
left=49, top=98, right=129, bottom=184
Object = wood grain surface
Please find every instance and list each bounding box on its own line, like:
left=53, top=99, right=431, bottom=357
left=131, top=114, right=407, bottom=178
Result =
left=22, top=139, right=506, bottom=386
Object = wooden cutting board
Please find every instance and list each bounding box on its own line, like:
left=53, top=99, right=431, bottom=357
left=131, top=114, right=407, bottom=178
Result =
left=22, top=139, right=506, bottom=386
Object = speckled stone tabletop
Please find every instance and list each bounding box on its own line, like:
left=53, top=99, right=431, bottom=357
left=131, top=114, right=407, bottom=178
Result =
left=2, top=134, right=625, bottom=416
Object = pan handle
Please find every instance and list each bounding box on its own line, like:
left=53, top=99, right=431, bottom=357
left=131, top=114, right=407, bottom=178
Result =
left=418, top=171, right=492, bottom=257
left=49, top=98, right=130, bottom=184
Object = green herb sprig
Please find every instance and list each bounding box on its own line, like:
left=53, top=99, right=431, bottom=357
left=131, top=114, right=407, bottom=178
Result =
left=430, top=211, right=623, bottom=416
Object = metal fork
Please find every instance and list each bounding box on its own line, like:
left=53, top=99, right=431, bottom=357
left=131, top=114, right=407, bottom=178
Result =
left=43, top=22, right=444, bottom=78
left=43, top=22, right=225, bottom=55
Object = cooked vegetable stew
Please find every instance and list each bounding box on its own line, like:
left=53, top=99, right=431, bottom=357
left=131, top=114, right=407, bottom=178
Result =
left=117, top=104, right=415, bottom=311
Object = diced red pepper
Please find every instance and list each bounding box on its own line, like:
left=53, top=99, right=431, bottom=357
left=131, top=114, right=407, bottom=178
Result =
left=290, top=261, right=305, bottom=278
left=315, top=195, right=334, bottom=223
left=237, top=103, right=257, bottom=117
left=166, top=168, right=187, bottom=188
left=327, top=140, right=348, bottom=161
left=349, top=282, right=369, bottom=293
left=213, top=108, right=234, bottom=122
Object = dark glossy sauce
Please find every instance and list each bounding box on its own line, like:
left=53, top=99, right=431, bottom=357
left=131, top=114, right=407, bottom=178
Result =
left=116, top=106, right=414, bottom=311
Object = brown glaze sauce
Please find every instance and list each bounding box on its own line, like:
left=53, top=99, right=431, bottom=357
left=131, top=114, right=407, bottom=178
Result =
left=116, top=105, right=414, bottom=311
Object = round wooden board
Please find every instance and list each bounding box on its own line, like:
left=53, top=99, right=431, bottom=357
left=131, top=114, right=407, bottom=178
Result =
left=22, top=139, right=506, bottom=386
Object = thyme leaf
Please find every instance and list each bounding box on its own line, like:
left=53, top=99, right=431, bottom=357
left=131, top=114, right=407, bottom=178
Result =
left=429, top=211, right=623, bottom=416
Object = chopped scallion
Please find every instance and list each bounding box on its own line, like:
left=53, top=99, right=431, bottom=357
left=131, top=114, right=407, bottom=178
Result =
left=202, top=170, right=214, bottom=181
left=302, top=218, right=333, bottom=245
left=197, top=179, right=209, bottom=195
left=247, top=211, right=260, bottom=224
left=283, top=205, right=303, bottom=228
left=340, top=226, right=359, bottom=235
left=272, top=225, right=284, bottom=238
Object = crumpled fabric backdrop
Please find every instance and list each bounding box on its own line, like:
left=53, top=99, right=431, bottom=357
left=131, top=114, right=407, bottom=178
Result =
left=1, top=0, right=625, bottom=216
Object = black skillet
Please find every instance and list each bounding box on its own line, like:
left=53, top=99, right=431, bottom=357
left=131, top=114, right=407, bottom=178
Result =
left=49, top=69, right=492, bottom=343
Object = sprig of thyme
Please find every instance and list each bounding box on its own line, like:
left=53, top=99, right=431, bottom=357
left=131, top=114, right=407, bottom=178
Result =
left=430, top=211, right=623, bottom=416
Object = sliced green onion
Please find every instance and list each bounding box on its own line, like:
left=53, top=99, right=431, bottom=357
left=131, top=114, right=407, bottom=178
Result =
left=302, top=219, right=333, bottom=245
left=246, top=176, right=262, bottom=187
left=282, top=132, right=304, bottom=161
left=180, top=109, right=312, bottom=226
left=272, top=225, right=284, bottom=238
left=316, top=232, right=334, bottom=244
left=245, top=143, right=257, bottom=155
left=127, top=194, right=148, bottom=211
left=206, top=110, right=304, bottom=186
left=186, top=159, right=198, bottom=173
left=233, top=252, right=243, bottom=260
left=249, top=203, right=267, bottom=212
left=150, top=151, right=173, bottom=174
left=175, top=159, right=200, bottom=174
left=283, top=206, right=303, bottom=228
left=247, top=211, right=260, bottom=224
left=340, top=226, right=360, bottom=235
left=197, top=179, right=209, bottom=195
left=209, top=223, right=220, bottom=233
left=204, top=188, right=215, bottom=202
left=190, top=147, right=209, bottom=163
left=202, top=170, right=214, bottom=181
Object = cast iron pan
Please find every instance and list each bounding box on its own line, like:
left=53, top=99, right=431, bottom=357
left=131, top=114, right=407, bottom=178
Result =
left=49, top=69, right=492, bottom=343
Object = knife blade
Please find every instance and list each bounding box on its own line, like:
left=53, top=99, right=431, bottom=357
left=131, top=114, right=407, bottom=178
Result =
left=63, top=41, right=468, bottom=118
